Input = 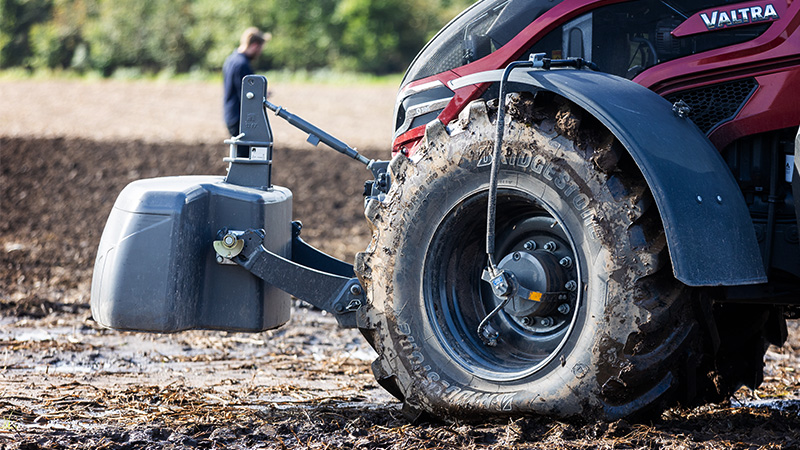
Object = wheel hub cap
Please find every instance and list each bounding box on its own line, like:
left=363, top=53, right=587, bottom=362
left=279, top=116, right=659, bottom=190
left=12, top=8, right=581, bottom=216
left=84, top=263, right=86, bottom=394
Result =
left=495, top=250, right=567, bottom=318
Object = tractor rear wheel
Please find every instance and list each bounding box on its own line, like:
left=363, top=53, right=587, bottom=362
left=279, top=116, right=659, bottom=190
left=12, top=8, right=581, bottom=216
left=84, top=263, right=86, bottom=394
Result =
left=355, top=95, right=704, bottom=420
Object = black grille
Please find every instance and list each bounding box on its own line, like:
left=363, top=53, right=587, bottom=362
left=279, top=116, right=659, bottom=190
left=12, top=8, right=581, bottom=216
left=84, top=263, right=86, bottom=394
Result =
left=664, top=78, right=758, bottom=134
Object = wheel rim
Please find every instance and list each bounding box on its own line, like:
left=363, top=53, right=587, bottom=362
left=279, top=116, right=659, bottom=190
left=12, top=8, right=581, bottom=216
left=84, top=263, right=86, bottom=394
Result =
left=424, top=188, right=582, bottom=382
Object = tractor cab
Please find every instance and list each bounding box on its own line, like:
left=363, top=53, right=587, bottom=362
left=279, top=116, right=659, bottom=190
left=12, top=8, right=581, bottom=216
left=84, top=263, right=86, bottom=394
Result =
left=394, top=0, right=776, bottom=149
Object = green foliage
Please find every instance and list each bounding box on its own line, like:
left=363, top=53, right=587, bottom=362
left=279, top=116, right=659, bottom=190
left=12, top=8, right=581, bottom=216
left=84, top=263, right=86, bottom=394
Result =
left=265, top=0, right=339, bottom=71
left=187, top=0, right=273, bottom=71
left=0, top=0, right=52, bottom=67
left=28, top=0, right=91, bottom=69
left=333, top=0, right=437, bottom=73
left=0, top=0, right=476, bottom=75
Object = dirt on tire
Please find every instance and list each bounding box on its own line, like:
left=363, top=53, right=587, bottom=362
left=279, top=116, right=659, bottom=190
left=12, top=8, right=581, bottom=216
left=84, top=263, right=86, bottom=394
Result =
left=1, top=80, right=800, bottom=449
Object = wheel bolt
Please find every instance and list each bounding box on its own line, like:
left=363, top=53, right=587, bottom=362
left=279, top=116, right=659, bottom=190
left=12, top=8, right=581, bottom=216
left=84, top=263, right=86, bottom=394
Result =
left=565, top=280, right=577, bottom=291
left=559, top=256, right=573, bottom=269
left=540, top=317, right=554, bottom=327
left=558, top=303, right=571, bottom=314
left=521, top=317, right=533, bottom=326
left=544, top=241, right=557, bottom=252
left=513, top=252, right=521, bottom=261
left=523, top=240, right=536, bottom=251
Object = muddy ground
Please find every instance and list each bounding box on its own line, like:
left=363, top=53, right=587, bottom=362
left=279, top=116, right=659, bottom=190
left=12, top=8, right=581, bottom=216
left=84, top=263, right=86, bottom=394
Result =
left=1, top=80, right=800, bottom=449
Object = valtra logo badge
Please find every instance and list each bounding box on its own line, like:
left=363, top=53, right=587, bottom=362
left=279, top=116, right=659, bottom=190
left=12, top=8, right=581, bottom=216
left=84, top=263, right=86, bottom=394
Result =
left=672, top=1, right=785, bottom=38
left=700, top=4, right=779, bottom=30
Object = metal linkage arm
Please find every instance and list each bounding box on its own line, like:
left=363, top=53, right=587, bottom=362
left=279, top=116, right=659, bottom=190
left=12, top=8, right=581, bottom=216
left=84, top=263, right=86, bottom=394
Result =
left=264, top=100, right=371, bottom=166
left=227, top=229, right=364, bottom=328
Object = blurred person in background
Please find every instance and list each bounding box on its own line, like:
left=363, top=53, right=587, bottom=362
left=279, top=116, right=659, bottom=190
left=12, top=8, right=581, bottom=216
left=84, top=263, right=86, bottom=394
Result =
left=223, top=27, right=270, bottom=136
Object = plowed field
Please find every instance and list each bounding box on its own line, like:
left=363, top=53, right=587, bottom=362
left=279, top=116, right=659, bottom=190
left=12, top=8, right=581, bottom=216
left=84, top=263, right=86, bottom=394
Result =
left=1, top=79, right=799, bottom=449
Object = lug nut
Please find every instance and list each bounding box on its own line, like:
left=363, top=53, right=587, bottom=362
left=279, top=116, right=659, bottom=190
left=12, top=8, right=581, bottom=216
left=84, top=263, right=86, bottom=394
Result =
left=540, top=317, right=554, bottom=327
left=565, top=280, right=577, bottom=291
left=521, top=317, right=533, bottom=326
left=559, top=256, right=573, bottom=269
left=523, top=240, right=536, bottom=251
left=544, top=241, right=557, bottom=252
left=223, top=234, right=236, bottom=246
left=558, top=303, right=571, bottom=314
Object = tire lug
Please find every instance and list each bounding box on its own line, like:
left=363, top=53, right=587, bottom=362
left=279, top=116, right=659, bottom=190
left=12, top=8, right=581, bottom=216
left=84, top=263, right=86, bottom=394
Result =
left=544, top=241, right=557, bottom=252
left=540, top=316, right=554, bottom=327
left=523, top=240, right=536, bottom=251
left=558, top=303, right=571, bottom=314
left=565, top=280, right=577, bottom=291
left=521, top=317, right=533, bottom=326
left=559, top=256, right=573, bottom=269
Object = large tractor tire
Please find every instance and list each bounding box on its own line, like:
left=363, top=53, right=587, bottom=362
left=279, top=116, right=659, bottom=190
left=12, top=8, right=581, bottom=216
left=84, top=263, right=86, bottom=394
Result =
left=355, top=93, right=707, bottom=421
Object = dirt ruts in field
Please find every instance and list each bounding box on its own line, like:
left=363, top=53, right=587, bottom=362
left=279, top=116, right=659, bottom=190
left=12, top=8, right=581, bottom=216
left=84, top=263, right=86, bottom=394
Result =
left=2, top=136, right=800, bottom=448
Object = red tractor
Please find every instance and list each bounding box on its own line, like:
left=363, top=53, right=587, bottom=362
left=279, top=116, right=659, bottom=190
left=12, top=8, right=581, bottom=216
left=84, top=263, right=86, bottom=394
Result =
left=91, top=0, right=800, bottom=421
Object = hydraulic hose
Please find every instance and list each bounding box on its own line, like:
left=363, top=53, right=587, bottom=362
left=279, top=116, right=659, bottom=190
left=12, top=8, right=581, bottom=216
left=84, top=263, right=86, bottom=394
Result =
left=486, top=60, right=534, bottom=274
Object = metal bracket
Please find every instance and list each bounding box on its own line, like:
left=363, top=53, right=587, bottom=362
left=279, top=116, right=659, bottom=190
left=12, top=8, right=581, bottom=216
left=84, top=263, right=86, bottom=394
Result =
left=363, top=160, right=391, bottom=204
left=216, top=228, right=363, bottom=328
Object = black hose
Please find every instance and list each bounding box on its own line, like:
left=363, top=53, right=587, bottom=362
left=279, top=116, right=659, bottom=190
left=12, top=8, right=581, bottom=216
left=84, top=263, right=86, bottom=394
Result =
left=486, top=60, right=534, bottom=272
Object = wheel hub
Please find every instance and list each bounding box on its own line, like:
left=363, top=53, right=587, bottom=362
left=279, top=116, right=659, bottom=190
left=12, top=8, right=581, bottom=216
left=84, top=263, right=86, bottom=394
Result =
left=495, top=250, right=568, bottom=318
left=423, top=190, right=582, bottom=380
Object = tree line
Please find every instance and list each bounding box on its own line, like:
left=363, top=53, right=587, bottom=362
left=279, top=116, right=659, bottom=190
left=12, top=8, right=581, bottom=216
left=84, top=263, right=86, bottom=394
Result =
left=0, top=0, right=474, bottom=76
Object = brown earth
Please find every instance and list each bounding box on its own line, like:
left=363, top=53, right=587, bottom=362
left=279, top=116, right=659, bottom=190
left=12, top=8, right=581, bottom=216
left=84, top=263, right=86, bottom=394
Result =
left=1, top=80, right=800, bottom=449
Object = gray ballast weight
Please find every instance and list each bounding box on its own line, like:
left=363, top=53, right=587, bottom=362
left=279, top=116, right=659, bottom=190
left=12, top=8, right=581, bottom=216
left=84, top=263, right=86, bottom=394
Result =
left=91, top=175, right=293, bottom=332
left=90, top=75, right=372, bottom=335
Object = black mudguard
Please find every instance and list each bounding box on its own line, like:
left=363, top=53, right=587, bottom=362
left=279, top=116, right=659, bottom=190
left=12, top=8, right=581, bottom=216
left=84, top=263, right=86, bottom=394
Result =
left=449, top=69, right=766, bottom=286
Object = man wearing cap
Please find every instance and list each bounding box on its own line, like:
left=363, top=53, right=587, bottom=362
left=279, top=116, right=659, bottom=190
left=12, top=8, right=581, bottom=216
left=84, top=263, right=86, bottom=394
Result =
left=223, top=27, right=271, bottom=136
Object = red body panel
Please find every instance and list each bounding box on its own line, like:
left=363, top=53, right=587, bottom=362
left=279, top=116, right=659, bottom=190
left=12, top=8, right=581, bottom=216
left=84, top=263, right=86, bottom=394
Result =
left=393, top=0, right=800, bottom=156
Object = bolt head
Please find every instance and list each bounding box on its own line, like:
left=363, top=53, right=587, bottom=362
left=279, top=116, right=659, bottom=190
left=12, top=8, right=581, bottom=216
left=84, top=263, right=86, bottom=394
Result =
left=559, top=257, right=573, bottom=269
left=512, top=252, right=521, bottom=261
left=540, top=317, right=554, bottom=327
left=246, top=91, right=255, bottom=99
left=544, top=241, right=557, bottom=252
left=523, top=240, right=536, bottom=251
left=565, top=280, right=577, bottom=291
left=521, top=317, right=532, bottom=326
left=349, top=285, right=363, bottom=296
left=558, top=303, right=571, bottom=314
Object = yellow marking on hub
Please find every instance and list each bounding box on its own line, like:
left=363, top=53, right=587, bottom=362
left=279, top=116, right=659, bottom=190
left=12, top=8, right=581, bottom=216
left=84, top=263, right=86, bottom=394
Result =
left=528, top=291, right=543, bottom=302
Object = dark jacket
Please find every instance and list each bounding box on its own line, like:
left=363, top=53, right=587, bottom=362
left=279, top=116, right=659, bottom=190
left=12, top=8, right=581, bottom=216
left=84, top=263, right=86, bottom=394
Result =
left=222, top=51, right=254, bottom=128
